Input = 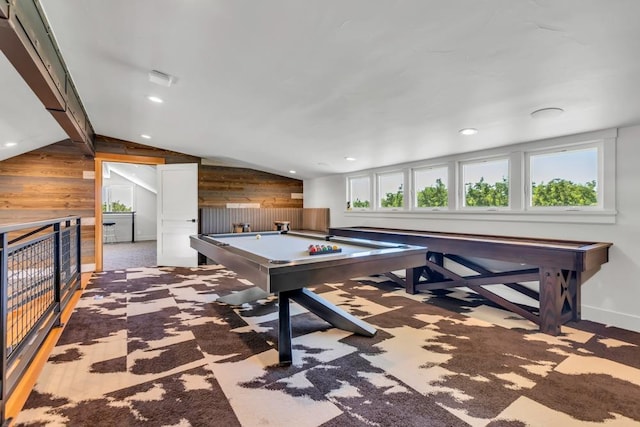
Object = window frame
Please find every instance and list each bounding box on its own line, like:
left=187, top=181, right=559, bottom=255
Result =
left=347, top=174, right=373, bottom=211
left=343, top=128, right=616, bottom=224
left=103, top=184, right=134, bottom=212
left=376, top=170, right=406, bottom=210
left=411, top=164, right=450, bottom=211
left=458, top=155, right=511, bottom=210
left=525, top=141, right=603, bottom=211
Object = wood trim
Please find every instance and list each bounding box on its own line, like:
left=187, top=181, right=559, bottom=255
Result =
left=95, top=152, right=167, bottom=164
left=94, top=154, right=165, bottom=271
left=3, top=272, right=92, bottom=422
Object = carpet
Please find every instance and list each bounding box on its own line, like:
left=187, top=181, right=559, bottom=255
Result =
left=13, top=265, right=640, bottom=426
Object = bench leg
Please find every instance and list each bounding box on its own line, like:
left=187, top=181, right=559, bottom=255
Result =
left=539, top=267, right=562, bottom=335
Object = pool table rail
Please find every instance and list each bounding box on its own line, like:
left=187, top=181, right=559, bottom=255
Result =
left=191, top=231, right=428, bottom=294
left=190, top=231, right=428, bottom=366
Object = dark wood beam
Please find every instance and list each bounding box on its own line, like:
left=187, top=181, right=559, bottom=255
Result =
left=0, top=1, right=94, bottom=155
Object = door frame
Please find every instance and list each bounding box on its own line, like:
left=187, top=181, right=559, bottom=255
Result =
left=94, top=153, right=165, bottom=271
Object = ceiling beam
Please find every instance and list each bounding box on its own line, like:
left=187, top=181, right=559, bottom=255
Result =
left=0, top=0, right=94, bottom=155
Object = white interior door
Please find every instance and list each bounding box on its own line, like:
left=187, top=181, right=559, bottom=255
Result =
left=157, top=163, right=198, bottom=267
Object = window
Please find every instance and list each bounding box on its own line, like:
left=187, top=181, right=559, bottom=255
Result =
left=413, top=166, right=448, bottom=208
left=461, top=158, right=509, bottom=208
left=348, top=176, right=371, bottom=209
left=527, top=145, right=599, bottom=208
left=103, top=185, right=133, bottom=212
left=344, top=128, right=615, bottom=223
left=377, top=171, right=404, bottom=209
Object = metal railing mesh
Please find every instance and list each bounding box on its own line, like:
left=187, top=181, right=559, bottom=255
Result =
left=1, top=216, right=81, bottom=422
left=6, top=236, right=56, bottom=358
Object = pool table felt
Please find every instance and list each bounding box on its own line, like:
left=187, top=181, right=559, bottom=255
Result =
left=211, top=233, right=369, bottom=262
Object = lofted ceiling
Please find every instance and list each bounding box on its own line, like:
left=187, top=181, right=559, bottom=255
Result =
left=3, top=0, right=640, bottom=178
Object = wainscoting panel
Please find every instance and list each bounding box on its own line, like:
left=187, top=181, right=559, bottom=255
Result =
left=200, top=208, right=329, bottom=234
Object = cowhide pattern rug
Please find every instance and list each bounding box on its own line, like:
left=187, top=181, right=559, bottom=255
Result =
left=14, top=265, right=640, bottom=426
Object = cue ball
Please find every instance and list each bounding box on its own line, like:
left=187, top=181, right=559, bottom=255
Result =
left=256, top=234, right=261, bottom=239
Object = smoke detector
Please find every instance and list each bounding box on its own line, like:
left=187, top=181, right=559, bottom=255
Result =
left=148, top=70, right=175, bottom=87
left=530, top=107, right=564, bottom=119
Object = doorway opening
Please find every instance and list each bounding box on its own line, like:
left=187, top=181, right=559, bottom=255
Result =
left=95, top=154, right=165, bottom=271
left=102, top=161, right=156, bottom=270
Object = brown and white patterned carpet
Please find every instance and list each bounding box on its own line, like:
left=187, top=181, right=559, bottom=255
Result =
left=14, top=265, right=640, bottom=426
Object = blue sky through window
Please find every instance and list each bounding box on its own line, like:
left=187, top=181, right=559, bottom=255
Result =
left=463, top=158, right=509, bottom=185
left=531, top=148, right=597, bottom=185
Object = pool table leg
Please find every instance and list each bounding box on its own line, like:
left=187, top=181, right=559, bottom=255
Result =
left=278, top=291, right=293, bottom=366
left=288, top=288, right=377, bottom=337
left=277, top=288, right=377, bottom=366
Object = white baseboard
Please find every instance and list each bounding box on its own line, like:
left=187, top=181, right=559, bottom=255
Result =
left=581, top=305, right=640, bottom=333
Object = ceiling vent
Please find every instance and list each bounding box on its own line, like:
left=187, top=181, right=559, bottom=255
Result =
left=148, top=70, right=174, bottom=87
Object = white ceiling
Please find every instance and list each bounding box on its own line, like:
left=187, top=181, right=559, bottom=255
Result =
left=3, top=1, right=640, bottom=178
left=0, top=52, right=68, bottom=159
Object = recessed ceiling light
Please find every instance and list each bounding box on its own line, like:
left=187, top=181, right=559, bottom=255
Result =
left=459, top=128, right=478, bottom=136
left=140, top=134, right=151, bottom=139
left=4, top=142, right=17, bottom=147
left=530, top=107, right=564, bottom=119
left=345, top=157, right=356, bottom=161
left=289, top=170, right=296, bottom=174
left=147, top=96, right=164, bottom=103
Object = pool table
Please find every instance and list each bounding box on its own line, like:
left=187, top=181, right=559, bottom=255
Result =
left=190, top=231, right=428, bottom=365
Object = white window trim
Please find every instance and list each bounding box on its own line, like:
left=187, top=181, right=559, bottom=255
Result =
left=376, top=170, right=406, bottom=211
left=411, top=164, right=450, bottom=211
left=104, top=184, right=134, bottom=211
left=347, top=174, right=373, bottom=211
left=525, top=141, right=604, bottom=212
left=458, top=154, right=512, bottom=211
left=344, top=128, right=617, bottom=224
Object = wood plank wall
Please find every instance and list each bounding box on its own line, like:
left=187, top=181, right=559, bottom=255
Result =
left=96, top=136, right=304, bottom=208
left=0, top=140, right=95, bottom=266
left=0, top=136, right=305, bottom=270
left=199, top=167, right=303, bottom=208
left=95, top=135, right=200, bottom=164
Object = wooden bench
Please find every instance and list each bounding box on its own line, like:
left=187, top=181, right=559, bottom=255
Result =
left=329, top=226, right=612, bottom=336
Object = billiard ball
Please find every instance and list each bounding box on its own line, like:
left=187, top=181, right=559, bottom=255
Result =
left=256, top=234, right=261, bottom=239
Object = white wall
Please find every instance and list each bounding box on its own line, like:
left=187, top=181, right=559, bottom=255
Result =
left=304, top=125, right=640, bottom=333
left=103, top=172, right=157, bottom=241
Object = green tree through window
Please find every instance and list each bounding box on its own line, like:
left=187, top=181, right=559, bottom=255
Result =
left=465, top=177, right=509, bottom=207
left=532, top=179, right=597, bottom=206
left=416, top=178, right=448, bottom=207
left=381, top=185, right=403, bottom=208
left=352, top=199, right=370, bottom=208
left=102, top=200, right=132, bottom=212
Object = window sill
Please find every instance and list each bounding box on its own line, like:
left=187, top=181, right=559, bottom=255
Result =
left=343, top=209, right=617, bottom=224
